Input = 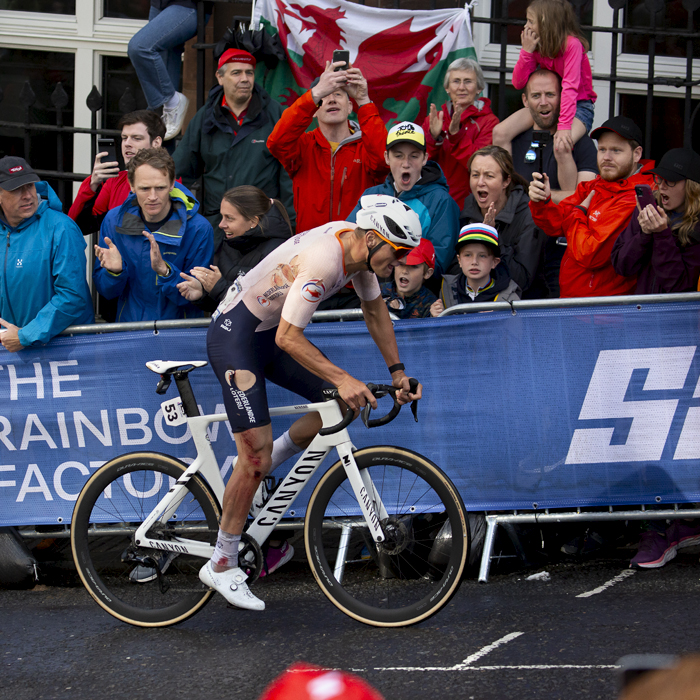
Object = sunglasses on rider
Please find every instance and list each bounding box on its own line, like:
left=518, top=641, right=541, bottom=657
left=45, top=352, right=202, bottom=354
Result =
left=652, top=174, right=679, bottom=188
left=373, top=231, right=412, bottom=259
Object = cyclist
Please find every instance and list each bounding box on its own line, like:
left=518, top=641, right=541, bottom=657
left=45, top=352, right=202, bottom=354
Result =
left=197, top=194, right=424, bottom=610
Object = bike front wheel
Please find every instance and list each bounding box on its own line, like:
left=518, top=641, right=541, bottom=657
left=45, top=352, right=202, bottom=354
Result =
left=304, top=446, right=469, bottom=627
left=71, top=452, right=220, bottom=628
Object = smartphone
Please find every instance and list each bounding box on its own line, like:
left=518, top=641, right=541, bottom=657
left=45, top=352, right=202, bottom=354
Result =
left=635, top=184, right=656, bottom=210
left=332, top=49, right=350, bottom=71
left=531, top=130, right=552, bottom=147
left=97, top=137, right=119, bottom=166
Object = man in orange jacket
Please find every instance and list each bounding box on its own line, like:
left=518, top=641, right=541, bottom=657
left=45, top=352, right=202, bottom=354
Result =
left=528, top=116, right=654, bottom=298
left=267, top=59, right=389, bottom=233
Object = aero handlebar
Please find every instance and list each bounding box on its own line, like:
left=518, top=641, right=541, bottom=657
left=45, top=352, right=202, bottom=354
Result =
left=319, top=378, right=420, bottom=436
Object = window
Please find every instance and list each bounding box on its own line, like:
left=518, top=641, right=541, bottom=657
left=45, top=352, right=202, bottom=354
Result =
left=102, top=0, right=149, bottom=20
left=0, top=48, right=75, bottom=205
left=622, top=0, right=700, bottom=57
left=101, top=56, right=148, bottom=128
left=489, top=0, right=593, bottom=46
left=0, top=0, right=75, bottom=12
left=618, top=94, right=700, bottom=157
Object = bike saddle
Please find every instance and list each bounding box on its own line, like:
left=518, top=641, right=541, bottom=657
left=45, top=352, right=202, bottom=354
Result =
left=146, top=360, right=208, bottom=375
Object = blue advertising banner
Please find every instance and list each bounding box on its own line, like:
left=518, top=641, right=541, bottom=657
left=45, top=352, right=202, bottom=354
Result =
left=1, top=301, right=699, bottom=526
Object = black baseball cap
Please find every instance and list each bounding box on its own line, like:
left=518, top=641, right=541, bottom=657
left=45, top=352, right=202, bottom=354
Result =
left=0, top=156, right=40, bottom=191
left=650, top=148, right=700, bottom=185
left=590, top=116, right=644, bottom=148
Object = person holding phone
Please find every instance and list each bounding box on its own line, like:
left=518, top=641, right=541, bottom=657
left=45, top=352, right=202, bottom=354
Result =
left=69, top=110, right=165, bottom=236
left=267, top=56, right=389, bottom=235
left=611, top=147, right=700, bottom=295
left=529, top=115, right=654, bottom=298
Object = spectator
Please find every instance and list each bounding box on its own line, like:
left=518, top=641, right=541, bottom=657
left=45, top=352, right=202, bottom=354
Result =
left=512, top=69, right=598, bottom=297
left=173, top=49, right=295, bottom=247
left=431, top=223, right=520, bottom=316
left=493, top=0, right=596, bottom=155
left=612, top=148, right=700, bottom=294
left=127, top=1, right=210, bottom=140
left=177, top=185, right=293, bottom=311
left=529, top=116, right=654, bottom=298
left=69, top=110, right=165, bottom=235
left=0, top=157, right=93, bottom=352
left=94, top=147, right=214, bottom=321
left=267, top=60, right=388, bottom=233
left=460, top=145, right=544, bottom=293
left=423, top=57, right=499, bottom=209
left=348, top=122, right=459, bottom=276
left=380, top=238, right=436, bottom=319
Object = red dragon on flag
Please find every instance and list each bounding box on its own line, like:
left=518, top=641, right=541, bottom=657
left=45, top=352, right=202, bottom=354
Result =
left=253, top=0, right=476, bottom=125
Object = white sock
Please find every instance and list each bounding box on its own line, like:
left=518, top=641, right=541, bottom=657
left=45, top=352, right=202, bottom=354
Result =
left=163, top=92, right=179, bottom=110
left=212, top=529, right=240, bottom=568
left=270, top=430, right=303, bottom=471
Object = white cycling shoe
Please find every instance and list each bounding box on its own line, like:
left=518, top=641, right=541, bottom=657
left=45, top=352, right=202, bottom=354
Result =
left=198, top=561, right=265, bottom=611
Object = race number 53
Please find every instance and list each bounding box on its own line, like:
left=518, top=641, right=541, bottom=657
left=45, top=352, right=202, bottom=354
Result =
left=160, top=397, right=187, bottom=427
left=565, top=346, right=698, bottom=464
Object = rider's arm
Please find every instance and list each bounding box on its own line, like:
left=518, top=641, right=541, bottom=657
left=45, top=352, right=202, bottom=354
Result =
left=275, top=319, right=377, bottom=410
left=361, top=295, right=422, bottom=404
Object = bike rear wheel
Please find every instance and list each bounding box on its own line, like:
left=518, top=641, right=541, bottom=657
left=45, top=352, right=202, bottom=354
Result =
left=304, top=446, right=469, bottom=627
left=71, top=452, right=220, bottom=628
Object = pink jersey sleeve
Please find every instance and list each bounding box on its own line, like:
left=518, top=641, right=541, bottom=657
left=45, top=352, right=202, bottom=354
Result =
left=511, top=49, right=540, bottom=90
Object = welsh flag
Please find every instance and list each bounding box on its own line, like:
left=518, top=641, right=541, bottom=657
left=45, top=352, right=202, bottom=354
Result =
left=252, top=0, right=476, bottom=126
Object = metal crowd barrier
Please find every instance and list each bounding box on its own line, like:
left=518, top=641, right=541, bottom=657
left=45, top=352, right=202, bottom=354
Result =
left=39, top=292, right=700, bottom=581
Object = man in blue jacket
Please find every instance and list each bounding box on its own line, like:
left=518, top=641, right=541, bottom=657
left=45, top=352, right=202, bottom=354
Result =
left=94, top=147, right=213, bottom=322
left=348, top=122, right=460, bottom=275
left=0, top=157, right=93, bottom=352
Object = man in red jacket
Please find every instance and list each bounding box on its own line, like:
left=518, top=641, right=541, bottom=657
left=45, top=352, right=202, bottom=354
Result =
left=69, top=110, right=165, bottom=236
left=529, top=116, right=654, bottom=298
left=267, top=60, right=388, bottom=233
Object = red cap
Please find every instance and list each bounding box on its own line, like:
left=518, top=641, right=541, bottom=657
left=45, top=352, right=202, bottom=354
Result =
left=218, top=48, right=256, bottom=71
left=258, top=663, right=384, bottom=700
left=404, top=238, right=435, bottom=268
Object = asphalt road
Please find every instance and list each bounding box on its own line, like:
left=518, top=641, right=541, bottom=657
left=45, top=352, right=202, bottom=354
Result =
left=3, top=534, right=700, bottom=700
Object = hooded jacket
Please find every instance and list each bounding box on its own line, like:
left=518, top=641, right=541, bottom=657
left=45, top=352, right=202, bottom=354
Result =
left=422, top=97, right=499, bottom=209
left=94, top=181, right=214, bottom=322
left=267, top=90, right=389, bottom=234
left=195, top=204, right=292, bottom=312
left=172, top=83, right=295, bottom=244
left=611, top=210, right=700, bottom=294
left=530, top=161, right=655, bottom=297
left=461, top=185, right=544, bottom=293
left=439, top=262, right=521, bottom=307
left=0, top=182, right=93, bottom=347
left=347, top=161, right=460, bottom=274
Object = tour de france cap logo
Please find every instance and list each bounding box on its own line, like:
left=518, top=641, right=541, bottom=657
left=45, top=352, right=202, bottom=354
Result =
left=387, top=122, right=426, bottom=150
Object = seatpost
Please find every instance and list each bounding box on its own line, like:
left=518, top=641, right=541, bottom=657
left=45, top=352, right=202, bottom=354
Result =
left=173, top=372, right=201, bottom=417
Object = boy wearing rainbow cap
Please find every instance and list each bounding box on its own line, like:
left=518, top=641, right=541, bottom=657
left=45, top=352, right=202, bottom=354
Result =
left=431, top=223, right=520, bottom=315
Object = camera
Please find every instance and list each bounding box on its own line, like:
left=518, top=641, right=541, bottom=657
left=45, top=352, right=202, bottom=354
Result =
left=524, top=130, right=552, bottom=173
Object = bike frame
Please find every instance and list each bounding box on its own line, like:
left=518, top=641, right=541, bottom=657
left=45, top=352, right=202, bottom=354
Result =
left=132, top=398, right=389, bottom=561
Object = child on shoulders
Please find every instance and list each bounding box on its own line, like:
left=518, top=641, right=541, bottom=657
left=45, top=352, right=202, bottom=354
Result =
left=431, top=224, right=520, bottom=315
left=493, top=0, right=596, bottom=155
left=381, top=238, right=437, bottom=319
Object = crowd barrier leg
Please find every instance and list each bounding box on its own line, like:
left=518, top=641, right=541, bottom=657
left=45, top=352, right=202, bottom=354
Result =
left=478, top=516, right=500, bottom=583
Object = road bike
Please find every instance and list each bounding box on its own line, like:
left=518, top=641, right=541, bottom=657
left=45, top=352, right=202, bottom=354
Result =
left=71, top=360, right=469, bottom=628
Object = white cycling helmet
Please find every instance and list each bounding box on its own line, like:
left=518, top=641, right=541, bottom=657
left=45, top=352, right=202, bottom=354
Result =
left=355, top=194, right=422, bottom=248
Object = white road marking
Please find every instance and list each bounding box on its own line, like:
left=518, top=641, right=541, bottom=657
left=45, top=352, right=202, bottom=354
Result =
left=350, top=664, right=618, bottom=672
left=457, top=631, right=524, bottom=668
left=576, top=569, right=635, bottom=598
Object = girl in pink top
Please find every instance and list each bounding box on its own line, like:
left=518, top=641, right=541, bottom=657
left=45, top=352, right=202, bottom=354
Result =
left=493, top=0, right=596, bottom=155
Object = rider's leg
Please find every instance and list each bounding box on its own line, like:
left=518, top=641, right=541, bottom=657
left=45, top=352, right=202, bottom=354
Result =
left=214, top=423, right=273, bottom=572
